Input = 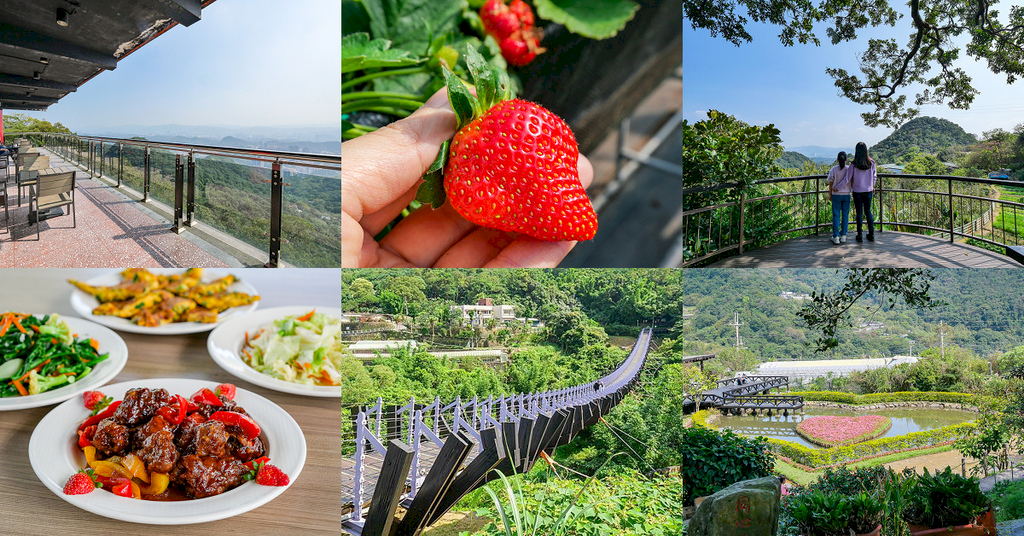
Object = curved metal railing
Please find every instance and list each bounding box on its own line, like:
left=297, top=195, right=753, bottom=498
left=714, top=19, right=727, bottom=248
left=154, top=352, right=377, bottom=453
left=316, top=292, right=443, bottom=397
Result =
left=343, top=327, right=653, bottom=535
left=683, top=174, right=1024, bottom=266
left=9, top=131, right=340, bottom=267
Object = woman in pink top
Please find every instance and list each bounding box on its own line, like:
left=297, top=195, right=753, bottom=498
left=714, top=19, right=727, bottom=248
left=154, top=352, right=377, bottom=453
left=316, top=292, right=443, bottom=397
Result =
left=848, top=142, right=877, bottom=242
left=826, top=151, right=852, bottom=244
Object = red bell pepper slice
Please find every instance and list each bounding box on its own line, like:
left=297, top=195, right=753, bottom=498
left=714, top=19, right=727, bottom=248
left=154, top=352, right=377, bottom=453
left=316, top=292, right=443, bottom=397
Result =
left=78, top=400, right=122, bottom=431
left=156, top=394, right=188, bottom=425
left=189, top=388, right=223, bottom=407
left=98, top=476, right=133, bottom=498
left=243, top=456, right=270, bottom=471
left=78, top=425, right=97, bottom=448
left=209, top=411, right=260, bottom=440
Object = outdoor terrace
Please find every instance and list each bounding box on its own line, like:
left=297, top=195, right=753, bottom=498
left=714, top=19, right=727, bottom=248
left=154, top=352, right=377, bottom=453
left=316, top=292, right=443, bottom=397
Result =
left=684, top=173, right=1024, bottom=268
left=3, top=133, right=340, bottom=267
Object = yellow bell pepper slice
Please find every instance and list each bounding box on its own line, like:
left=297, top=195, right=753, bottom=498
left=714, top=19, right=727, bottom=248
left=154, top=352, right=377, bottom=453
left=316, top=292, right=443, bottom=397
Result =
left=92, top=460, right=133, bottom=480
left=121, top=453, right=150, bottom=484
left=83, top=446, right=98, bottom=466
left=140, top=473, right=169, bottom=495
left=129, top=480, right=142, bottom=499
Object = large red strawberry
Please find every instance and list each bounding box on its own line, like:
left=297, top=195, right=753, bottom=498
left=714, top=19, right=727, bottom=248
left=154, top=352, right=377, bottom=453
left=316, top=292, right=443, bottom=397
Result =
left=416, top=47, right=597, bottom=242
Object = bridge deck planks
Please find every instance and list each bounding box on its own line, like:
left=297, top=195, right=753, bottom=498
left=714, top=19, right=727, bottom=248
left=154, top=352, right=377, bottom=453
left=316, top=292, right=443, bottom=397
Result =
left=709, top=231, right=1023, bottom=268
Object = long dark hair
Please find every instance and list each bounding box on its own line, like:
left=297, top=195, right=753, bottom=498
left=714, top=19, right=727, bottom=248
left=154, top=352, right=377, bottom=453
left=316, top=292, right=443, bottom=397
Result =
left=837, top=151, right=847, bottom=170
left=853, top=142, right=873, bottom=170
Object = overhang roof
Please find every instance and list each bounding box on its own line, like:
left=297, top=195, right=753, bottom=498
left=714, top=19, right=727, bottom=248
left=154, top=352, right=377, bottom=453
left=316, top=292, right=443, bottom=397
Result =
left=0, top=0, right=214, bottom=111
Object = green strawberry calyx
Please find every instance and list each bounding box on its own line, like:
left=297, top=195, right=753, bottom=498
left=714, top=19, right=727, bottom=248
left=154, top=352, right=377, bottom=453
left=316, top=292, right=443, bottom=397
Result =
left=416, top=46, right=513, bottom=209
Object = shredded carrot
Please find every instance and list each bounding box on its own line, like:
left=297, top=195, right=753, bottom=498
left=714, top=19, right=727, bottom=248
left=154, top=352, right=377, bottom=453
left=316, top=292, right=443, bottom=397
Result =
left=321, top=369, right=334, bottom=384
left=12, top=359, right=51, bottom=384
left=296, top=309, right=316, bottom=322
left=244, top=331, right=249, bottom=347
left=31, top=324, right=40, bottom=333
left=13, top=317, right=27, bottom=334
left=11, top=379, right=28, bottom=396
left=241, top=349, right=253, bottom=362
left=0, top=315, right=11, bottom=337
left=89, top=338, right=100, bottom=352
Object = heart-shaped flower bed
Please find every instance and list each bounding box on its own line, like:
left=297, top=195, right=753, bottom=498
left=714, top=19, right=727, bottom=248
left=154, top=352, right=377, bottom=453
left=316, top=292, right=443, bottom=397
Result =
left=795, top=415, right=892, bottom=447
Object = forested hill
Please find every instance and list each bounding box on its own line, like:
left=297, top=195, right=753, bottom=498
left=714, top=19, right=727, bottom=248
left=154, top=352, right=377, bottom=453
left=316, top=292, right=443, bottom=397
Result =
left=680, top=269, right=1024, bottom=360
left=870, top=116, right=976, bottom=163
left=775, top=151, right=812, bottom=169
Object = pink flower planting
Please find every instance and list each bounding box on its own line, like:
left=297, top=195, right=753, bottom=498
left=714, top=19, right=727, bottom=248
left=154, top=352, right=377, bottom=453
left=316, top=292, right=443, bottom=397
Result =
left=796, top=415, right=892, bottom=447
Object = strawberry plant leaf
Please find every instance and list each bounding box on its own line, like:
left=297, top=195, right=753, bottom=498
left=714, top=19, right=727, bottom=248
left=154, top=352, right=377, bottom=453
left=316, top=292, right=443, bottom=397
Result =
left=363, top=0, right=464, bottom=55
left=425, top=140, right=451, bottom=175
left=533, top=0, right=639, bottom=40
left=442, top=67, right=481, bottom=130
left=342, top=33, right=422, bottom=74
left=416, top=154, right=448, bottom=210
left=465, top=46, right=498, bottom=110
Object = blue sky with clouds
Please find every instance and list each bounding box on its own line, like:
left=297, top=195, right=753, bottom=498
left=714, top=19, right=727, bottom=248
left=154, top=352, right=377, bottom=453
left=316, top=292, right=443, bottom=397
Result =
left=16, top=0, right=340, bottom=133
left=683, top=11, right=1024, bottom=150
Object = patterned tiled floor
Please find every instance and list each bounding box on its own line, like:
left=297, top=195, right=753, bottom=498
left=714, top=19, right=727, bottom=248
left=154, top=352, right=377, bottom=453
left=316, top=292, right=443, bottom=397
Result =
left=1, top=152, right=227, bottom=268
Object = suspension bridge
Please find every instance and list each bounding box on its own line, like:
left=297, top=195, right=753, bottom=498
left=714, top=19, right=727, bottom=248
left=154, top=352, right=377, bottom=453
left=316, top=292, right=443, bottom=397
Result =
left=340, top=327, right=654, bottom=536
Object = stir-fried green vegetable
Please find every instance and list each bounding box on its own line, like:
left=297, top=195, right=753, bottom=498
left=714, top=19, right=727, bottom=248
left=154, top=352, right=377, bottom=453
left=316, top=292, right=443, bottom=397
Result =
left=0, top=312, right=109, bottom=398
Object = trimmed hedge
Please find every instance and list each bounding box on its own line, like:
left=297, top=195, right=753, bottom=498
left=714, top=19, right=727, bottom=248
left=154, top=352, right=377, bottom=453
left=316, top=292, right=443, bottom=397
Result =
left=790, top=391, right=993, bottom=407
left=768, top=421, right=977, bottom=468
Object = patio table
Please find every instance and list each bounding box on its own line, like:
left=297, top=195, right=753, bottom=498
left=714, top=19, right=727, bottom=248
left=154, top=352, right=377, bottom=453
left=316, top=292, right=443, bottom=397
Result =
left=0, top=268, right=341, bottom=535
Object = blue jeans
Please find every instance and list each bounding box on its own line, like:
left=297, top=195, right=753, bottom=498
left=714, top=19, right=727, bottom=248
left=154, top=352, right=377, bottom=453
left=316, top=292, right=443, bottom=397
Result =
left=853, top=191, right=874, bottom=236
left=831, top=195, right=850, bottom=237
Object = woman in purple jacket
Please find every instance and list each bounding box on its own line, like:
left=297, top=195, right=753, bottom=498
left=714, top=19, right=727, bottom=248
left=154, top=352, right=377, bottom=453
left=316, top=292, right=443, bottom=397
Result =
left=848, top=142, right=876, bottom=242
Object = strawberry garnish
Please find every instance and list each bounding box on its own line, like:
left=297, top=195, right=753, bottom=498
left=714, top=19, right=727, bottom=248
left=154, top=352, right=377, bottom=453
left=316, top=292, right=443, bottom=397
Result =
left=214, top=383, right=236, bottom=400
left=63, top=469, right=100, bottom=495
left=83, top=391, right=111, bottom=413
left=243, top=460, right=289, bottom=487
left=255, top=464, right=290, bottom=487
left=417, top=47, right=597, bottom=242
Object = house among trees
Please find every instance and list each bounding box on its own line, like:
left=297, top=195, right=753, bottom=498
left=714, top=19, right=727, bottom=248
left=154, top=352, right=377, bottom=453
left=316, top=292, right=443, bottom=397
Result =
left=879, top=164, right=905, bottom=174
left=452, top=298, right=517, bottom=325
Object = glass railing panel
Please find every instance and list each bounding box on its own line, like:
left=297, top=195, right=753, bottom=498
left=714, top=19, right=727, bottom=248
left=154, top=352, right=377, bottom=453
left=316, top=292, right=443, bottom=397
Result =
left=192, top=154, right=273, bottom=261
left=119, top=143, right=147, bottom=197
left=147, top=147, right=184, bottom=209
left=281, top=163, right=341, bottom=267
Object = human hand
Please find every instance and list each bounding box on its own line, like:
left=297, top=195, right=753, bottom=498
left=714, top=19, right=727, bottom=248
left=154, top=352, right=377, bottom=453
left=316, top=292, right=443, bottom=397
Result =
left=342, top=89, right=594, bottom=267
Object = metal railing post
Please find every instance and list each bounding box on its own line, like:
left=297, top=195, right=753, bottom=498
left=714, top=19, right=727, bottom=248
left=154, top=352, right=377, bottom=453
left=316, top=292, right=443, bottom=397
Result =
left=948, top=178, right=955, bottom=242
left=352, top=411, right=367, bottom=524
left=99, top=142, right=104, bottom=178
left=266, top=160, right=283, bottom=267
left=738, top=189, right=746, bottom=254
left=143, top=147, right=151, bottom=202
left=877, top=177, right=883, bottom=232
left=814, top=176, right=820, bottom=235
left=172, top=155, right=185, bottom=233
left=117, top=142, right=123, bottom=187
left=186, top=151, right=196, bottom=226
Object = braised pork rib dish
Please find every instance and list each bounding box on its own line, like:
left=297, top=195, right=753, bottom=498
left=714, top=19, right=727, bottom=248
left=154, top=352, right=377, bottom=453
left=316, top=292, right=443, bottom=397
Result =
left=68, top=385, right=287, bottom=500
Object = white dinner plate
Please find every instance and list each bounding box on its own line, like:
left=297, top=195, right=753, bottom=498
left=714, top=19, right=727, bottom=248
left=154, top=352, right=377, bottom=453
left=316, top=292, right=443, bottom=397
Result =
left=207, top=306, right=342, bottom=398
left=0, top=315, right=128, bottom=411
left=29, top=378, right=306, bottom=524
left=69, top=269, right=260, bottom=335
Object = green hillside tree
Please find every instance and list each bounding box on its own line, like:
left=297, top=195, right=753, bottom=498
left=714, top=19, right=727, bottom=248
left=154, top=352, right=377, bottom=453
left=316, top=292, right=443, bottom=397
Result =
left=685, top=0, right=1024, bottom=128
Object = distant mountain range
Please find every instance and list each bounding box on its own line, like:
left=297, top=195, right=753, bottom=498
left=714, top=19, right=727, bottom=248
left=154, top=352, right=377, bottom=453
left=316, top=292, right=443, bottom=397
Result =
left=80, top=124, right=341, bottom=156
left=786, top=145, right=851, bottom=158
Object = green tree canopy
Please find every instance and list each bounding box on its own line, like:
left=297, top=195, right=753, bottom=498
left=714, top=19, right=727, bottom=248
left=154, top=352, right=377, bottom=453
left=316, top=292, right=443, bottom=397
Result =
left=2, top=113, right=73, bottom=135
left=685, top=0, right=1024, bottom=128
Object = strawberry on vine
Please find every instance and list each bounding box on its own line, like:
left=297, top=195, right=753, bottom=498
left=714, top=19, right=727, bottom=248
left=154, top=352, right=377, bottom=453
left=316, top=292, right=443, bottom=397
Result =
left=417, top=46, right=597, bottom=242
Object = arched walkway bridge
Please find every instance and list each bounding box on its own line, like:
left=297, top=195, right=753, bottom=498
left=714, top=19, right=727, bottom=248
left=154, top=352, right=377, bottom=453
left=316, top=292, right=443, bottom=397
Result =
left=697, top=375, right=803, bottom=414
left=341, top=327, right=653, bottom=536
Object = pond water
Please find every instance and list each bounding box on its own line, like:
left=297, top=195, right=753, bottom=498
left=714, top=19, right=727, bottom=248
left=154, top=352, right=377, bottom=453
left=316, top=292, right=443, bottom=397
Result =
left=716, top=407, right=976, bottom=448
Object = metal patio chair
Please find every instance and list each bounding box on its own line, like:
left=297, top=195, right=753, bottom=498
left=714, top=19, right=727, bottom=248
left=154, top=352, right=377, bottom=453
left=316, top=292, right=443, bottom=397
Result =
left=29, top=170, right=76, bottom=240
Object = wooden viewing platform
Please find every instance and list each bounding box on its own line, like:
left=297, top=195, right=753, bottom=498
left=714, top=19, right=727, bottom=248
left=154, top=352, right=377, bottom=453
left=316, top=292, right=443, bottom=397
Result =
left=708, top=231, right=1023, bottom=268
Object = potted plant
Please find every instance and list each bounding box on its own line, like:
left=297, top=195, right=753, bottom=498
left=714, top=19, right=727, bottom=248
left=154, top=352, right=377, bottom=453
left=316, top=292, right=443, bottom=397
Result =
left=787, top=489, right=883, bottom=536
left=904, top=467, right=995, bottom=535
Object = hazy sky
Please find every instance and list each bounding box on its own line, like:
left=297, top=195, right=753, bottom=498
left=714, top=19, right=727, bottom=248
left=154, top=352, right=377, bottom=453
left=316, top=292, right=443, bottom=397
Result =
left=683, top=12, right=1024, bottom=149
left=16, top=0, right=340, bottom=132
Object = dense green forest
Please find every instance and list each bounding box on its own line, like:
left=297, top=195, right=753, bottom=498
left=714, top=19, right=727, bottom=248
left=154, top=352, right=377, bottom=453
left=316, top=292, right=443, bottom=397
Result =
left=679, top=269, right=1024, bottom=361
left=869, top=116, right=977, bottom=164
left=775, top=151, right=813, bottom=169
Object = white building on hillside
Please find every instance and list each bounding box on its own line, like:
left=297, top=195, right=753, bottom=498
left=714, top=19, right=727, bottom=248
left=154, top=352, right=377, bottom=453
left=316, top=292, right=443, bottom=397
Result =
left=757, top=356, right=918, bottom=381
left=452, top=298, right=516, bottom=325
